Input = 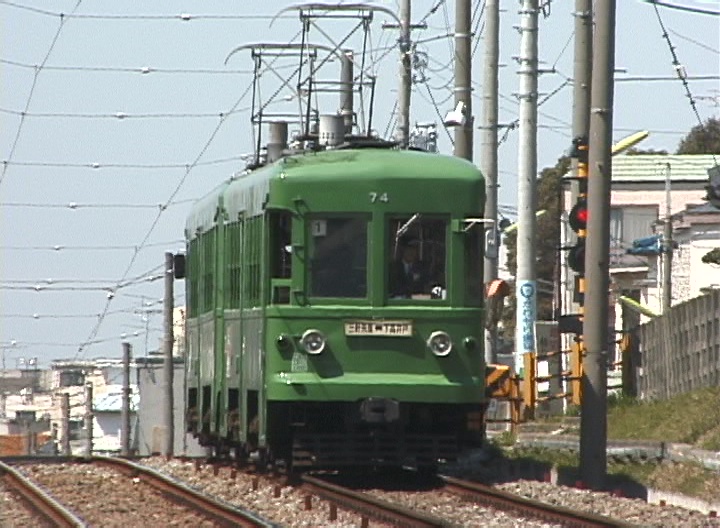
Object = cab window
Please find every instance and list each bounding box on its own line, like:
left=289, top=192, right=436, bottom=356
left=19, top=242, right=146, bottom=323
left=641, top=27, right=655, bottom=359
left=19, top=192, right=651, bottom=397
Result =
left=308, top=216, right=368, bottom=298
left=388, top=215, right=447, bottom=300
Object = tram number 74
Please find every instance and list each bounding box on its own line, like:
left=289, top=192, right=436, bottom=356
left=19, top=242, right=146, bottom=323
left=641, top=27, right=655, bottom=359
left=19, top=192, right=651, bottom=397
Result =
left=369, top=192, right=389, bottom=203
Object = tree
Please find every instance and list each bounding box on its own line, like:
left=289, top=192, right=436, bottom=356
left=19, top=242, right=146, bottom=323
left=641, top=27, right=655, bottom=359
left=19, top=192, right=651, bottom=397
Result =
left=676, top=116, right=720, bottom=155
left=625, top=147, right=668, bottom=155
left=702, top=248, right=720, bottom=266
left=501, top=156, right=566, bottom=338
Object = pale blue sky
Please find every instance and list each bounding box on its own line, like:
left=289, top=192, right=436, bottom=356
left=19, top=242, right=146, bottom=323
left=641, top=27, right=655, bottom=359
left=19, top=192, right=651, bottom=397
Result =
left=1, top=0, right=718, bottom=367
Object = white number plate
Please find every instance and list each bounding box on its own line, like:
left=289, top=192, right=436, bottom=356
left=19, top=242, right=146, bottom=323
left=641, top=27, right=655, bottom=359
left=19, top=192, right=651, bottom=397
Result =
left=344, top=320, right=413, bottom=337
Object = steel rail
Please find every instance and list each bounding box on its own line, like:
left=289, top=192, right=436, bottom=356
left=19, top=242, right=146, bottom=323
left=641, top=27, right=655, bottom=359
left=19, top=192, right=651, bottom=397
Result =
left=91, top=457, right=276, bottom=528
left=442, top=475, right=636, bottom=528
left=0, top=459, right=86, bottom=527
left=301, top=474, right=451, bottom=528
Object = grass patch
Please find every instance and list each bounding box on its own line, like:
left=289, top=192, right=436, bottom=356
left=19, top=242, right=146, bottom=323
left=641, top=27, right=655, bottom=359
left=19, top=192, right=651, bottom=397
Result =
left=499, top=445, right=720, bottom=502
left=607, top=386, right=720, bottom=448
left=647, top=462, right=720, bottom=503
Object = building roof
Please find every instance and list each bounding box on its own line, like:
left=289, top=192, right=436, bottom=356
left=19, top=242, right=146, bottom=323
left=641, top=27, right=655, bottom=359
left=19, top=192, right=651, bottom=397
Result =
left=611, top=155, right=717, bottom=183
left=93, top=384, right=140, bottom=412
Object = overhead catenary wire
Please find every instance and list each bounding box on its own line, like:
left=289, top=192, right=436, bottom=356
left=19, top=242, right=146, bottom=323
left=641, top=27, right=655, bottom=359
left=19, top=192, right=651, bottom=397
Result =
left=0, top=0, right=82, bottom=190
left=0, top=57, right=254, bottom=75
left=74, top=71, right=256, bottom=359
left=651, top=2, right=719, bottom=166
left=2, top=156, right=251, bottom=169
left=0, top=2, right=294, bottom=20
left=643, top=0, right=720, bottom=17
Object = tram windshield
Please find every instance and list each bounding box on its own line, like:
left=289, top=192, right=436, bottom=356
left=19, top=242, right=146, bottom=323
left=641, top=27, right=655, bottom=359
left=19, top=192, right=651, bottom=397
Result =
left=388, top=216, right=447, bottom=300
left=308, top=216, right=368, bottom=298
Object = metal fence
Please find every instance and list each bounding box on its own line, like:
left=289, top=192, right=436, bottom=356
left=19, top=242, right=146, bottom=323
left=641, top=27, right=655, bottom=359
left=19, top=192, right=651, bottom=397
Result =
left=638, top=289, right=720, bottom=400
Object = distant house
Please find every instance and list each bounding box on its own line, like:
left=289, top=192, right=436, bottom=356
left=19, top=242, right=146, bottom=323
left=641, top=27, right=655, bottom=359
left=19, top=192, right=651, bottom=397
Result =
left=91, top=384, right=140, bottom=454
left=557, top=154, right=719, bottom=366
left=134, top=354, right=206, bottom=457
left=602, top=155, right=719, bottom=316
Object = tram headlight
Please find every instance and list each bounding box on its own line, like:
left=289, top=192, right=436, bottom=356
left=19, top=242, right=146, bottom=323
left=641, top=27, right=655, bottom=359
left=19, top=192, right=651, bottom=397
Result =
left=300, top=329, right=326, bottom=355
left=427, top=331, right=452, bottom=357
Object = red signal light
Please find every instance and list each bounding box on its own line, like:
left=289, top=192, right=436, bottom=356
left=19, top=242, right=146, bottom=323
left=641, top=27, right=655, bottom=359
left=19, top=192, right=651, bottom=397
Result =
left=569, top=198, right=588, bottom=233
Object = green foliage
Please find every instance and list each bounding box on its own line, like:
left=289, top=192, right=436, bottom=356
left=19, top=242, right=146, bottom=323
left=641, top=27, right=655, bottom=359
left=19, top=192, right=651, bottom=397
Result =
left=676, top=116, right=720, bottom=154
left=701, top=247, right=720, bottom=265
left=625, top=147, right=669, bottom=155
left=501, top=156, right=567, bottom=336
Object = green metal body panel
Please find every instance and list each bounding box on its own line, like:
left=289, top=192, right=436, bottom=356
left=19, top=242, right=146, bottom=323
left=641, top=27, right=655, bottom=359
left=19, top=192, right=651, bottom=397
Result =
left=264, top=306, right=484, bottom=402
left=184, top=148, right=486, bottom=458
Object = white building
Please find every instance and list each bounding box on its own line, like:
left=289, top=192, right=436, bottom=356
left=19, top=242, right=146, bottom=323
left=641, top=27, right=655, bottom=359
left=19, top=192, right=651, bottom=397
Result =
left=603, top=155, right=718, bottom=324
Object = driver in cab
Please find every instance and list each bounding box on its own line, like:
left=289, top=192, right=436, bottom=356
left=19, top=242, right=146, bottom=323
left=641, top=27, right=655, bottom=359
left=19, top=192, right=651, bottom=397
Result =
left=390, top=238, right=428, bottom=298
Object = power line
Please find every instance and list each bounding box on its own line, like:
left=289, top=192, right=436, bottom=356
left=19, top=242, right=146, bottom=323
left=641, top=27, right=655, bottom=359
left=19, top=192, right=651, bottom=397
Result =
left=652, top=2, right=718, bottom=166
left=668, top=29, right=720, bottom=55
left=0, top=201, right=193, bottom=209
left=0, top=58, right=253, bottom=75
left=0, top=2, right=290, bottom=20
left=615, top=75, right=720, bottom=82
left=643, top=0, right=720, bottom=17
left=3, top=310, right=135, bottom=319
left=75, top=69, right=256, bottom=358
left=2, top=156, right=250, bottom=169
left=0, top=240, right=184, bottom=251
left=0, top=107, right=247, bottom=119
left=0, top=0, right=82, bottom=190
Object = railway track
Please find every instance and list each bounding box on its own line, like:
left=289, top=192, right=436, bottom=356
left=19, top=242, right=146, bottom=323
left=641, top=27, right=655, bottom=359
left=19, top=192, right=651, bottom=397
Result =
left=0, top=459, right=85, bottom=527
left=4, top=456, right=276, bottom=527
left=441, top=475, right=633, bottom=528
left=91, top=457, right=277, bottom=527
left=299, top=471, right=633, bottom=527
left=300, top=473, right=448, bottom=527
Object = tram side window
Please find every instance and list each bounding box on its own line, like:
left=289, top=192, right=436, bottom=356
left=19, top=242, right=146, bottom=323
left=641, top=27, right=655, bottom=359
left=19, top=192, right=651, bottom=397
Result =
left=388, top=216, right=447, bottom=300
left=269, top=211, right=292, bottom=279
left=269, top=211, right=292, bottom=304
left=308, top=216, right=367, bottom=298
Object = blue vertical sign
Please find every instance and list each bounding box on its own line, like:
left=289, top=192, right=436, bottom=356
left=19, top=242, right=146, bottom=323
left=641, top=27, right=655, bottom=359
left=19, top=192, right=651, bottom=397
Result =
left=515, top=280, right=537, bottom=371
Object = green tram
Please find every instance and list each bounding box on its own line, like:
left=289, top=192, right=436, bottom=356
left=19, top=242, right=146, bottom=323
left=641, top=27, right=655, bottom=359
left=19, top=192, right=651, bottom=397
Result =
left=184, top=143, right=487, bottom=468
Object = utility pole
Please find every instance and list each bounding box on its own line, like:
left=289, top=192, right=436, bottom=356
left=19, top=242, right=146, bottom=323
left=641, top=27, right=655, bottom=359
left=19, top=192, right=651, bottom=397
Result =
left=163, top=251, right=175, bottom=457
left=84, top=383, right=93, bottom=457
left=60, top=392, right=71, bottom=456
left=663, top=162, right=673, bottom=313
left=454, top=0, right=473, bottom=161
left=396, top=0, right=411, bottom=148
left=515, top=0, right=539, bottom=373
left=565, top=0, right=593, bottom=319
left=481, top=0, right=500, bottom=364
left=582, top=0, right=616, bottom=490
left=121, top=342, right=132, bottom=456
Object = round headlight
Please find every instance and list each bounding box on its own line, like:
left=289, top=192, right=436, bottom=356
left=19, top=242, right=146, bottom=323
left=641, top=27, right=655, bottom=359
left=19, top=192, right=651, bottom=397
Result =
left=300, top=329, right=326, bottom=355
left=427, top=331, right=452, bottom=357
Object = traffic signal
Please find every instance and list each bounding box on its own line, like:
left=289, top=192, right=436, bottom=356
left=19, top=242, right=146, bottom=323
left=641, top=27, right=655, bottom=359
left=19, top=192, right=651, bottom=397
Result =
left=567, top=197, right=587, bottom=273
left=569, top=197, right=588, bottom=233
left=566, top=136, right=588, bottom=275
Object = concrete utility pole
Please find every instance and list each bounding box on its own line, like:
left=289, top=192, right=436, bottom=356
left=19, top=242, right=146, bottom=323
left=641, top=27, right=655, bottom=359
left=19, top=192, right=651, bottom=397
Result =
left=163, top=251, right=175, bottom=456
left=565, top=0, right=593, bottom=316
left=84, top=383, right=93, bottom=457
left=60, top=392, right=71, bottom=456
left=454, top=0, right=473, bottom=161
left=121, top=342, right=132, bottom=456
left=481, top=0, right=500, bottom=364
left=582, top=0, right=616, bottom=490
left=663, top=162, right=673, bottom=313
left=396, top=0, right=412, bottom=147
left=515, top=0, right=539, bottom=373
